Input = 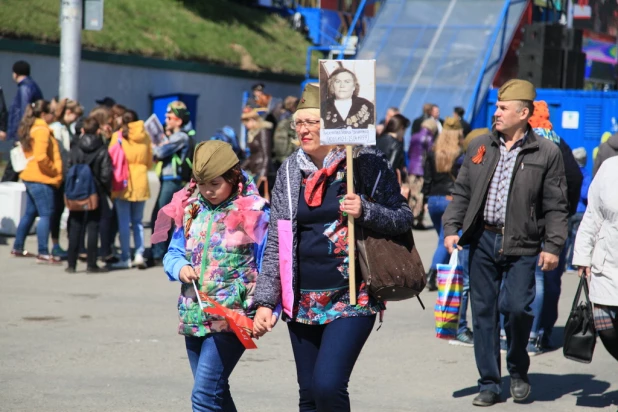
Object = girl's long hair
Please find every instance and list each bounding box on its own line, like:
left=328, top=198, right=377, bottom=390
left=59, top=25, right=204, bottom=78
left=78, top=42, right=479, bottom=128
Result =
left=18, top=100, right=50, bottom=152
left=433, top=129, right=463, bottom=173
left=120, top=110, right=138, bottom=138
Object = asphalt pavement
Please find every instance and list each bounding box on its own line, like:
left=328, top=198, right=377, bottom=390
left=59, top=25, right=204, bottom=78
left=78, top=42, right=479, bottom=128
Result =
left=0, top=228, right=616, bottom=412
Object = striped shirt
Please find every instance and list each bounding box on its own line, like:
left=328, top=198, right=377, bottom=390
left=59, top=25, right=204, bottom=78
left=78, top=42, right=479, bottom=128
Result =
left=484, top=135, right=527, bottom=226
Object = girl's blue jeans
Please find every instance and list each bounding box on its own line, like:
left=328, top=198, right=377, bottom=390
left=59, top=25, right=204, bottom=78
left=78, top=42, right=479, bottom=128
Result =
left=185, top=333, right=246, bottom=412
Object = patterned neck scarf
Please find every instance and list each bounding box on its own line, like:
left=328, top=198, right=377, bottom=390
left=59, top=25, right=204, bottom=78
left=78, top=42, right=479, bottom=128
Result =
left=297, top=147, right=347, bottom=207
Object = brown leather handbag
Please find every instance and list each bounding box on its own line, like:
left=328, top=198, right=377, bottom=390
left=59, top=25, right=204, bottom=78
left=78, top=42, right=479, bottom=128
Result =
left=354, top=154, right=426, bottom=303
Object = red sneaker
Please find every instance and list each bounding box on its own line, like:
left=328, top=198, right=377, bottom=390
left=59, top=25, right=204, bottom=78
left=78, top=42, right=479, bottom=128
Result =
left=11, top=249, right=36, bottom=258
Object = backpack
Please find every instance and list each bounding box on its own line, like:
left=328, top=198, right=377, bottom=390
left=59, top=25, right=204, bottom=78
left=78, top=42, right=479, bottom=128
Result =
left=109, top=135, right=129, bottom=192
left=273, top=116, right=296, bottom=163
left=174, top=131, right=195, bottom=183
left=64, top=163, right=99, bottom=211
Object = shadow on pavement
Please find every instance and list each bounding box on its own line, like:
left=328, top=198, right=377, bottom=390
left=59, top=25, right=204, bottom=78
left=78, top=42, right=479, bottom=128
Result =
left=453, top=373, right=616, bottom=407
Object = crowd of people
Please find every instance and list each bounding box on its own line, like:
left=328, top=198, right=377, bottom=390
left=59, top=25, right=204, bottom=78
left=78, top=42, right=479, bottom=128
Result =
left=1, top=59, right=617, bottom=412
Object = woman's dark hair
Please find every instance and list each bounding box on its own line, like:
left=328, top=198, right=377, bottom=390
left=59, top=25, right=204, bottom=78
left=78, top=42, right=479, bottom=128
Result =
left=120, top=110, right=139, bottom=138
left=18, top=99, right=50, bottom=151
left=383, top=114, right=411, bottom=141
left=327, top=68, right=360, bottom=100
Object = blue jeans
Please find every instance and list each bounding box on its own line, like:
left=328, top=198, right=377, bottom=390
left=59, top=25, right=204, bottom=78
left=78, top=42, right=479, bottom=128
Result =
left=185, top=334, right=246, bottom=412
left=13, top=182, right=55, bottom=255
left=428, top=196, right=451, bottom=270
left=115, top=200, right=145, bottom=261
left=540, top=246, right=567, bottom=340
left=288, top=316, right=376, bottom=412
left=457, top=245, right=471, bottom=334
left=469, top=231, right=537, bottom=395
left=151, top=179, right=184, bottom=260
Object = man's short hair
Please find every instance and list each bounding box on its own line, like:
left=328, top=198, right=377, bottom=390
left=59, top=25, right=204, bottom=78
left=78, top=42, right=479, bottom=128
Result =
left=517, top=100, right=535, bottom=117
left=388, top=107, right=400, bottom=113
left=422, top=103, right=433, bottom=115
left=454, top=106, right=465, bottom=117
left=12, top=61, right=30, bottom=77
left=82, top=117, right=100, bottom=135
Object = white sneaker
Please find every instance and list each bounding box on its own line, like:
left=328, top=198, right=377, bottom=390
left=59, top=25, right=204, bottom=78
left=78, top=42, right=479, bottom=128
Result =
left=133, top=254, right=146, bottom=269
left=111, top=259, right=132, bottom=270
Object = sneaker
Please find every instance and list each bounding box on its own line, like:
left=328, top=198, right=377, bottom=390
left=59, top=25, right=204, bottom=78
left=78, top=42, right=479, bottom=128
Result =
left=52, top=245, right=68, bottom=259
left=500, top=336, right=508, bottom=354
left=133, top=254, right=147, bottom=270
left=449, top=330, right=474, bottom=347
left=539, top=333, right=555, bottom=351
left=37, top=254, right=62, bottom=264
left=102, top=254, right=120, bottom=264
left=65, top=267, right=76, bottom=273
left=527, top=339, right=542, bottom=356
left=11, top=249, right=36, bottom=258
left=110, top=259, right=132, bottom=270
left=87, top=265, right=109, bottom=274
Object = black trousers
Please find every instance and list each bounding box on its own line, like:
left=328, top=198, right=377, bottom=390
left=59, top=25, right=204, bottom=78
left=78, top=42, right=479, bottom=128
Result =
left=469, top=230, right=537, bottom=395
left=67, top=208, right=101, bottom=269
left=98, top=195, right=114, bottom=258
left=51, top=183, right=65, bottom=240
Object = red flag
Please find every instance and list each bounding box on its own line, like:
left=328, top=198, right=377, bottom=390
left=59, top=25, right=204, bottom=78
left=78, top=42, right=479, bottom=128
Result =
left=198, top=291, right=257, bottom=349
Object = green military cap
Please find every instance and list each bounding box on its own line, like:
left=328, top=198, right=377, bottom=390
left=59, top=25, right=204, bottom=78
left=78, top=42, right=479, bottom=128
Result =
left=297, top=83, right=320, bottom=110
left=192, top=140, right=239, bottom=183
left=498, top=79, right=536, bottom=101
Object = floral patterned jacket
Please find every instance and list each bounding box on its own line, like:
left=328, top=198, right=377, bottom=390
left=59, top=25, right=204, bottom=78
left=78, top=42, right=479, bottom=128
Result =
left=163, top=178, right=270, bottom=337
left=254, top=147, right=413, bottom=310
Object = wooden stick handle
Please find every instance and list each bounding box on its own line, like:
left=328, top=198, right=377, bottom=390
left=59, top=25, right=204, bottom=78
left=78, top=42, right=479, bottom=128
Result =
left=346, top=145, right=357, bottom=305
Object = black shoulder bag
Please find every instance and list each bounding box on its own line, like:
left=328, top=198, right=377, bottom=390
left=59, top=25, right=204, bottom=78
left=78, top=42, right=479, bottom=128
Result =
left=563, top=275, right=596, bottom=363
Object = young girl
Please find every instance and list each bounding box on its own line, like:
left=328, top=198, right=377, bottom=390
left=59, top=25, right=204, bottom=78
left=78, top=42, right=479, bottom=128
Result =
left=156, top=140, right=271, bottom=411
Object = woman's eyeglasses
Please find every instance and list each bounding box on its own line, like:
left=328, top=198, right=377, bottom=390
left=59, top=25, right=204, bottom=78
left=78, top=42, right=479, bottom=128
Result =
left=291, top=120, right=320, bottom=130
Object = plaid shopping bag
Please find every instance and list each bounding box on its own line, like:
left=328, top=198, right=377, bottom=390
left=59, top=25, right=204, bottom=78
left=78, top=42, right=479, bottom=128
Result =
left=434, top=250, right=463, bottom=340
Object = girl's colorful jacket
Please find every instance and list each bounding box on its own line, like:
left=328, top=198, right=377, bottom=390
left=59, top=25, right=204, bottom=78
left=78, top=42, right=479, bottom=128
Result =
left=163, top=176, right=270, bottom=337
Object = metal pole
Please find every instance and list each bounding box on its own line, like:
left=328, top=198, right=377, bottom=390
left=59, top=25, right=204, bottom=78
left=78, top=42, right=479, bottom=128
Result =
left=59, top=0, right=83, bottom=100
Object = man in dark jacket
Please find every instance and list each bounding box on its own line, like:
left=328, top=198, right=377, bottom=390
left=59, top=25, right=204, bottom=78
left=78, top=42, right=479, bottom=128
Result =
left=7, top=61, right=43, bottom=141
left=443, top=79, right=568, bottom=407
left=66, top=117, right=112, bottom=274
left=411, top=103, right=433, bottom=134
left=454, top=106, right=472, bottom=137
left=592, top=131, right=618, bottom=176
left=0, top=86, right=8, bottom=139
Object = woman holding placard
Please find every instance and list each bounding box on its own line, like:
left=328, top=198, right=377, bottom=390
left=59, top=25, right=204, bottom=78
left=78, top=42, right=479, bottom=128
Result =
left=253, top=84, right=412, bottom=411
left=322, top=67, right=375, bottom=130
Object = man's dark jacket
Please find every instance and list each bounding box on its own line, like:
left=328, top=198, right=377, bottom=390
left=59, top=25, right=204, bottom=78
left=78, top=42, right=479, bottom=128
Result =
left=442, top=130, right=568, bottom=256
left=0, top=87, right=8, bottom=132
left=8, top=77, right=43, bottom=141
